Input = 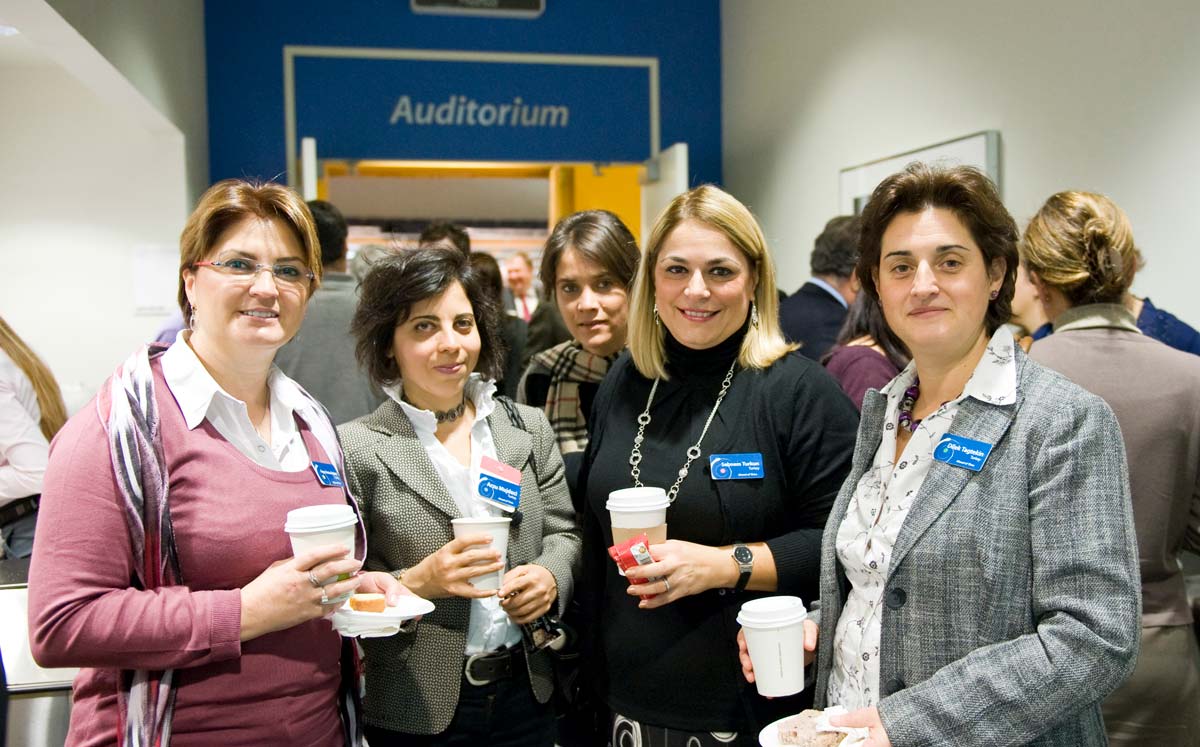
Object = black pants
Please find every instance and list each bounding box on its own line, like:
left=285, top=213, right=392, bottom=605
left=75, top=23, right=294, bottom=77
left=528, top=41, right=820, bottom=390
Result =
left=364, top=658, right=555, bottom=747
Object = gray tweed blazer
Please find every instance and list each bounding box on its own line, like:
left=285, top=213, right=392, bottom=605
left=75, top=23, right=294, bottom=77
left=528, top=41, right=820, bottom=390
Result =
left=814, top=346, right=1141, bottom=746
left=338, top=397, right=580, bottom=735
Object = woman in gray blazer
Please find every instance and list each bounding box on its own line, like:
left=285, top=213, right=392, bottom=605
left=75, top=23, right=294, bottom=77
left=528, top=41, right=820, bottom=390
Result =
left=338, top=248, right=580, bottom=746
left=1024, top=191, right=1200, bottom=746
left=742, top=165, right=1140, bottom=746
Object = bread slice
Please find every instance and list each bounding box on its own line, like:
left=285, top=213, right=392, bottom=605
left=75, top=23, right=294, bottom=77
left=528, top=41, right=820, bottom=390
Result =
left=348, top=593, right=386, bottom=613
left=777, top=710, right=844, bottom=746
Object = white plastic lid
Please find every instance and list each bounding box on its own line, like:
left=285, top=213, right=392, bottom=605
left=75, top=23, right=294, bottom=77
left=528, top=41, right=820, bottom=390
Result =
left=736, top=595, right=808, bottom=629
left=606, top=487, right=670, bottom=512
left=284, top=504, right=357, bottom=533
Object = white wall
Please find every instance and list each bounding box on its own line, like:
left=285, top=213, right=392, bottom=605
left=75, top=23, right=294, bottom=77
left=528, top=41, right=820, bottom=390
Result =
left=0, top=47, right=186, bottom=408
left=723, top=0, right=1200, bottom=325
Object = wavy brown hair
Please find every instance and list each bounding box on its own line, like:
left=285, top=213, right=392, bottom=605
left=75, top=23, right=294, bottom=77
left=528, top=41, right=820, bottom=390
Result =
left=0, top=316, right=67, bottom=440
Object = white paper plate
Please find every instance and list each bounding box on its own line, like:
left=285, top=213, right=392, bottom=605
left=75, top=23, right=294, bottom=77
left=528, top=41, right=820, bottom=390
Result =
left=759, top=713, right=848, bottom=747
left=333, top=595, right=434, bottom=625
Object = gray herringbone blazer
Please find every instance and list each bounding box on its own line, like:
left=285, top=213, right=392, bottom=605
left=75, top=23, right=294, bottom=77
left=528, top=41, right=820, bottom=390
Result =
left=338, top=397, right=580, bottom=735
left=814, top=346, right=1141, bottom=746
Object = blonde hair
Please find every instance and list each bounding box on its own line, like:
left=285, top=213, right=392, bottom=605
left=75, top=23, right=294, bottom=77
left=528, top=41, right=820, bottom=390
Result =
left=177, top=179, right=322, bottom=319
left=0, top=316, right=67, bottom=440
left=1021, top=191, right=1142, bottom=306
left=628, top=184, right=795, bottom=379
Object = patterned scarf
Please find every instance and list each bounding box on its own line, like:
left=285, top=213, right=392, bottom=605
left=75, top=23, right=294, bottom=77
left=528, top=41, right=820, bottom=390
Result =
left=530, top=341, right=612, bottom=454
left=96, top=344, right=364, bottom=747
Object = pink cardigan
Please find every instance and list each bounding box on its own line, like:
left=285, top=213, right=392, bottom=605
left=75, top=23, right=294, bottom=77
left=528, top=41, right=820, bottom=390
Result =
left=28, top=363, right=348, bottom=747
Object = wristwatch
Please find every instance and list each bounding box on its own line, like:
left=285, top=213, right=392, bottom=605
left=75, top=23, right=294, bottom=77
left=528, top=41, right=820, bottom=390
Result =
left=732, top=544, right=754, bottom=592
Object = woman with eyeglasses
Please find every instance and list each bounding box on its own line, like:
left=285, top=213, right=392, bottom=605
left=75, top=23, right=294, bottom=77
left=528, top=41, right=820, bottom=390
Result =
left=28, top=179, right=404, bottom=747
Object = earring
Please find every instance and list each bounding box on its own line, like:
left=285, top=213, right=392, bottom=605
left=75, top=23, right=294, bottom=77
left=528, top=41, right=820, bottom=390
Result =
left=188, top=305, right=197, bottom=330
left=750, top=301, right=760, bottom=328
left=653, top=304, right=661, bottom=327
left=989, top=290, right=999, bottom=300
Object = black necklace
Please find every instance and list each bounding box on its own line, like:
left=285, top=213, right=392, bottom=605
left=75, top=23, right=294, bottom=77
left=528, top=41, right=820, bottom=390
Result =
left=404, top=393, right=468, bottom=423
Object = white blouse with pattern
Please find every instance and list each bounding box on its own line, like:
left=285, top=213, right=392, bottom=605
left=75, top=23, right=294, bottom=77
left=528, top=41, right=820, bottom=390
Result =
left=827, top=328, right=1017, bottom=709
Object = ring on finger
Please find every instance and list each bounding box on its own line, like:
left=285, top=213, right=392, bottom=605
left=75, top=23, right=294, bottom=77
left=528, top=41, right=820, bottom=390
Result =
left=663, top=577, right=671, bottom=593
left=307, top=570, right=321, bottom=588
left=320, top=587, right=330, bottom=605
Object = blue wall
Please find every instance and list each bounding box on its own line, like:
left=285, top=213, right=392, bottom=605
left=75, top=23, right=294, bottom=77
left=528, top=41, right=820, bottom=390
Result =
left=204, top=0, right=722, bottom=187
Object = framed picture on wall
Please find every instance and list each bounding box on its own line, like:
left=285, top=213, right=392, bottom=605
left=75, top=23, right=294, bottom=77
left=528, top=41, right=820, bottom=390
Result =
left=839, top=131, right=1001, bottom=215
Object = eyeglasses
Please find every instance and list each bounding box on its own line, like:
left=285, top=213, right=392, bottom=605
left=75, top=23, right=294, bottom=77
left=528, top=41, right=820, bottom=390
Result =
left=193, top=259, right=314, bottom=287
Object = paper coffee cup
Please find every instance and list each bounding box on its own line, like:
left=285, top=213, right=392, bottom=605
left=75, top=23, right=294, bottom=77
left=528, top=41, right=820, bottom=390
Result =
left=736, top=596, right=808, bottom=697
left=450, top=516, right=511, bottom=591
left=285, top=504, right=358, bottom=602
left=606, top=487, right=669, bottom=545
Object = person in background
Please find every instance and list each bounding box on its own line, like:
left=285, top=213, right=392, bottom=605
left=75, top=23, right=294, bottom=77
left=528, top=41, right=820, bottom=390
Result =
left=420, top=221, right=471, bottom=259
left=339, top=248, right=579, bottom=746
left=578, top=185, right=859, bottom=745
left=518, top=209, right=639, bottom=491
left=469, top=251, right=527, bottom=400
left=779, top=215, right=862, bottom=360
left=350, top=243, right=394, bottom=285
left=820, top=294, right=909, bottom=411
left=275, top=199, right=384, bottom=424
left=1125, top=290, right=1200, bottom=356
left=0, top=315, right=67, bottom=558
left=1008, top=260, right=1050, bottom=341
left=521, top=300, right=572, bottom=369
left=28, top=179, right=404, bottom=747
left=753, top=164, right=1140, bottom=746
left=1023, top=190, right=1200, bottom=746
left=503, top=251, right=540, bottom=322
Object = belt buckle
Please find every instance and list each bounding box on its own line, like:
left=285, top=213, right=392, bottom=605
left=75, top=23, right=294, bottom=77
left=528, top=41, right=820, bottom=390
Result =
left=464, top=651, right=493, bottom=687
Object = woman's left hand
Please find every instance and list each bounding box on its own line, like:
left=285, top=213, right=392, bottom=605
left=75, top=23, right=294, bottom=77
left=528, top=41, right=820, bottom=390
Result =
left=498, top=564, right=558, bottom=624
left=829, top=707, right=892, bottom=747
left=623, top=540, right=728, bottom=609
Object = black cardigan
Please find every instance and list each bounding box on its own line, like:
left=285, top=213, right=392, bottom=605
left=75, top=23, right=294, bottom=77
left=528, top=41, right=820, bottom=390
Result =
left=577, top=328, right=859, bottom=733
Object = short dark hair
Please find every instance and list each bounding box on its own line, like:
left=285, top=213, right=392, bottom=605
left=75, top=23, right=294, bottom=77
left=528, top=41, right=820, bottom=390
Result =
left=469, top=251, right=504, bottom=300
left=419, top=221, right=471, bottom=258
left=810, top=215, right=861, bottom=278
left=856, top=163, right=1018, bottom=335
left=539, top=210, right=639, bottom=302
left=352, top=247, right=505, bottom=387
left=306, top=200, right=348, bottom=266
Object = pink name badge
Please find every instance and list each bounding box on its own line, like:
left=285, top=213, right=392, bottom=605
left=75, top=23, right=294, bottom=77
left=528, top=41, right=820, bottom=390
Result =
left=477, top=456, right=522, bottom=512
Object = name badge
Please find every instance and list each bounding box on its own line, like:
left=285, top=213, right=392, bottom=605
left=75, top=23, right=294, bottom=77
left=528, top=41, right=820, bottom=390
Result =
left=709, top=452, right=765, bottom=480
left=933, top=434, right=993, bottom=472
left=311, top=461, right=344, bottom=487
left=478, top=455, right=522, bottom=512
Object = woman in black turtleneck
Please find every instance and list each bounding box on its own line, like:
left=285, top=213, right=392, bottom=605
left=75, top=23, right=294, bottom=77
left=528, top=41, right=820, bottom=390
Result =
left=577, top=185, right=859, bottom=745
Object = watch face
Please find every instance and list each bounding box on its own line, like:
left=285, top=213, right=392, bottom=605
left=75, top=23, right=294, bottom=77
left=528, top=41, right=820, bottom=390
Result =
left=734, top=545, right=753, bottom=564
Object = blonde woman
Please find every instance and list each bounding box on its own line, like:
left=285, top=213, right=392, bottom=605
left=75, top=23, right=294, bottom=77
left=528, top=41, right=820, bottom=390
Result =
left=1024, top=190, right=1200, bottom=746
left=0, top=316, right=66, bottom=558
left=576, top=185, right=859, bottom=745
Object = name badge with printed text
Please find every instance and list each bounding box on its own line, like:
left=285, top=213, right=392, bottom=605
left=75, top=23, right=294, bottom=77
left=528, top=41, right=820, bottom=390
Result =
left=311, top=461, right=344, bottom=487
left=478, top=455, right=522, bottom=512
left=933, top=434, right=993, bottom=472
left=709, top=452, right=765, bottom=480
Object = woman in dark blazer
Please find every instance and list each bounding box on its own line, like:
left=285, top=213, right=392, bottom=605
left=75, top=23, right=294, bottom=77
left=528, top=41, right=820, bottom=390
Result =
left=338, top=248, right=580, bottom=746
left=741, top=165, right=1140, bottom=746
left=1024, top=190, right=1200, bottom=746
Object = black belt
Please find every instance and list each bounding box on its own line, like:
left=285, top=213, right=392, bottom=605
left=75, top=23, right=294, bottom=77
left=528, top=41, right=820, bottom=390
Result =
left=463, top=645, right=523, bottom=687
left=0, top=495, right=38, bottom=528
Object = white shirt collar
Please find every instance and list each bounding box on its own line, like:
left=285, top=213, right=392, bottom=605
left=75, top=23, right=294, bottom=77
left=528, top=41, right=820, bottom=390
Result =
left=880, top=327, right=1017, bottom=407
left=384, top=374, right=497, bottom=434
left=808, top=277, right=849, bottom=309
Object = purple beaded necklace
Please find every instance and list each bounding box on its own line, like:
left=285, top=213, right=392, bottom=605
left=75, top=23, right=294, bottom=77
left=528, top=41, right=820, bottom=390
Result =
left=897, top=379, right=922, bottom=432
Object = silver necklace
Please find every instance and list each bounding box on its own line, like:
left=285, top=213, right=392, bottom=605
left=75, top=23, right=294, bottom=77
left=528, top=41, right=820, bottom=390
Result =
left=629, top=358, right=738, bottom=504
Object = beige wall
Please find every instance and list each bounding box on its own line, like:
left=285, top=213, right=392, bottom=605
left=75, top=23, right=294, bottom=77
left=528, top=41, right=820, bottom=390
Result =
left=723, top=0, right=1200, bottom=325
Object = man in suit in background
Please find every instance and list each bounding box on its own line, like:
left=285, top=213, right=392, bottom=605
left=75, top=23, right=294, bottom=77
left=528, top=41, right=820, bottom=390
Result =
left=779, top=215, right=862, bottom=360
left=503, top=251, right=540, bottom=322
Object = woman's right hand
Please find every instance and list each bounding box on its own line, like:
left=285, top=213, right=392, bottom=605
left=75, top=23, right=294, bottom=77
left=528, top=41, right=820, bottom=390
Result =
left=400, top=533, right=504, bottom=600
left=737, top=618, right=819, bottom=685
left=239, top=545, right=363, bottom=642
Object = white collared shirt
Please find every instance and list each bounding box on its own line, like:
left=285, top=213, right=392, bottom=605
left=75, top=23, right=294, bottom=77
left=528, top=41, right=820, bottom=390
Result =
left=0, top=349, right=48, bottom=505
left=384, top=374, right=522, bottom=654
left=160, top=332, right=311, bottom=472
left=828, top=328, right=1017, bottom=709
left=808, top=277, right=849, bottom=309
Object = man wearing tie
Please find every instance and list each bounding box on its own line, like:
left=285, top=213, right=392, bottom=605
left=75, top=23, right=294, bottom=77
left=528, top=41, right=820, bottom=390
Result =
left=503, top=251, right=540, bottom=322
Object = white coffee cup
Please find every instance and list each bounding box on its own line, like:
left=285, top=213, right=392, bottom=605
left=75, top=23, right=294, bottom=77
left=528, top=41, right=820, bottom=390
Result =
left=450, top=516, right=512, bottom=591
left=606, top=487, right=669, bottom=546
left=285, top=504, right=359, bottom=603
left=736, top=595, right=808, bottom=697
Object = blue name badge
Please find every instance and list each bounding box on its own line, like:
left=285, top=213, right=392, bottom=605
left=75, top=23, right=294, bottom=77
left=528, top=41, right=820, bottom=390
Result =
left=709, top=453, right=765, bottom=480
left=477, top=455, right=522, bottom=512
left=933, top=434, right=994, bottom=472
left=311, top=461, right=344, bottom=487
